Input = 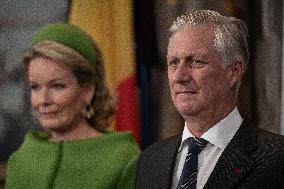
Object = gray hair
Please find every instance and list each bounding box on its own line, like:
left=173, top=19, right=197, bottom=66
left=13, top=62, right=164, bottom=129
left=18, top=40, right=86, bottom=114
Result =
left=169, top=10, right=249, bottom=70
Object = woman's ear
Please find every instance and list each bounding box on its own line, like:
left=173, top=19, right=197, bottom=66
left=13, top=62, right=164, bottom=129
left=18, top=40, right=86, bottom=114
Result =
left=83, top=84, right=95, bottom=105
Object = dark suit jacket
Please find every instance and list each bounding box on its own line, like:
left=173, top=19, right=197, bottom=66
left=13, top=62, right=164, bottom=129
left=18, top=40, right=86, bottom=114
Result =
left=135, top=120, right=284, bottom=189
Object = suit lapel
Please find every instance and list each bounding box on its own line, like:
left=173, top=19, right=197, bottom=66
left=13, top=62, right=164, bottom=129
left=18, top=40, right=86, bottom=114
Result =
left=158, top=134, right=182, bottom=189
left=204, top=120, right=258, bottom=189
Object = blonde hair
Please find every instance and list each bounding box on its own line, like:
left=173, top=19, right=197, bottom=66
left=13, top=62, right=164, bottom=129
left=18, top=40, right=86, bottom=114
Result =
left=23, top=40, right=116, bottom=131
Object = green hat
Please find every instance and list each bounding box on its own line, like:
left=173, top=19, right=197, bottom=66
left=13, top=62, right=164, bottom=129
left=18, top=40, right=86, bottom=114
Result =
left=32, top=23, right=96, bottom=66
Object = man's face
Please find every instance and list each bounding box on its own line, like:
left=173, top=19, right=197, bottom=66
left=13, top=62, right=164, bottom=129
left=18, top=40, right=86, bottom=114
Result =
left=167, top=25, right=235, bottom=118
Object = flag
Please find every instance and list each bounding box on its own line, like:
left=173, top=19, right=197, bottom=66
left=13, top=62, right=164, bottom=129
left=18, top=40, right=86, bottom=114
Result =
left=69, top=0, right=141, bottom=143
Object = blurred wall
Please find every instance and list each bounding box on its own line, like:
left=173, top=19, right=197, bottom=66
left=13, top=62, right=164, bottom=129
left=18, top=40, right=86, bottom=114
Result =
left=0, top=0, right=69, bottom=162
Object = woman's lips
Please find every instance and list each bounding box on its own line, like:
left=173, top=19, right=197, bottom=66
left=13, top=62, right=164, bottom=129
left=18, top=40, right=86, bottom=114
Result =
left=38, top=112, right=58, bottom=118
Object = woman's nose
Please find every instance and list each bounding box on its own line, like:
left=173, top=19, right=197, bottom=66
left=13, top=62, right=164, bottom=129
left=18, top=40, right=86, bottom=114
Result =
left=35, top=88, right=52, bottom=106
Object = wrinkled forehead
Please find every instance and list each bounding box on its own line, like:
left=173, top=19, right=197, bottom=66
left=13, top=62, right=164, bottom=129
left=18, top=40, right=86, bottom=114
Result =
left=168, top=24, right=217, bottom=48
left=167, top=25, right=222, bottom=62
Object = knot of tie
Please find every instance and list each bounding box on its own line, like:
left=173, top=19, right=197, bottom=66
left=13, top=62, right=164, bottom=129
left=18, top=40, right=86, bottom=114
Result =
left=187, top=137, right=208, bottom=154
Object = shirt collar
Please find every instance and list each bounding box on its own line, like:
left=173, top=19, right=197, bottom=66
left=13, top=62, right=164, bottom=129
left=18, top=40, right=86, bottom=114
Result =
left=178, top=107, right=243, bottom=152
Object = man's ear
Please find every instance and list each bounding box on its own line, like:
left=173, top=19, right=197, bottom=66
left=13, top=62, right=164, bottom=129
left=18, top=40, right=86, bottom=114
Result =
left=227, top=61, right=245, bottom=88
left=83, top=84, right=95, bottom=105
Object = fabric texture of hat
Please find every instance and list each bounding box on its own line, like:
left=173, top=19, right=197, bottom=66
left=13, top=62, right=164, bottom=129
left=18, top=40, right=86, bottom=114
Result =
left=32, top=23, right=96, bottom=66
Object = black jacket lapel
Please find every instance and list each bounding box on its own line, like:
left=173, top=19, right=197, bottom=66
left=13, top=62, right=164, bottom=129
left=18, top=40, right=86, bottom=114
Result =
left=158, top=134, right=182, bottom=189
left=135, top=134, right=182, bottom=189
left=204, top=120, right=258, bottom=189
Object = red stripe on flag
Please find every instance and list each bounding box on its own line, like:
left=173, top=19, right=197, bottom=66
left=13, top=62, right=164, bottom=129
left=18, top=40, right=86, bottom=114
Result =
left=116, top=75, right=141, bottom=143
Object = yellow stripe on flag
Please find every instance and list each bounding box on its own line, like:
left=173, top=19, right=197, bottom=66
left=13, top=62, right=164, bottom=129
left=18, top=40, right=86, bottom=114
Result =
left=69, top=0, right=140, bottom=141
left=69, top=0, right=136, bottom=88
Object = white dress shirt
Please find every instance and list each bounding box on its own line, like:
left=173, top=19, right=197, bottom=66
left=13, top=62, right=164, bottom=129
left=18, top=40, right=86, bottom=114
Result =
left=172, top=107, right=243, bottom=189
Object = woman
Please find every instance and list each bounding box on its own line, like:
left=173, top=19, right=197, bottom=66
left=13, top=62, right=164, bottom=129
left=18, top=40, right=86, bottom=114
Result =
left=5, top=23, right=140, bottom=189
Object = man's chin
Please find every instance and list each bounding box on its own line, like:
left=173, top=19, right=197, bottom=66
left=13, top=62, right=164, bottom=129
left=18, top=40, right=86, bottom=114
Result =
left=176, top=104, right=203, bottom=117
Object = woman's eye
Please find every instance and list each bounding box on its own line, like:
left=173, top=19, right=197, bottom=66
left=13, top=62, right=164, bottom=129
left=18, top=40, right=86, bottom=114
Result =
left=30, top=84, right=39, bottom=91
left=52, top=84, right=66, bottom=90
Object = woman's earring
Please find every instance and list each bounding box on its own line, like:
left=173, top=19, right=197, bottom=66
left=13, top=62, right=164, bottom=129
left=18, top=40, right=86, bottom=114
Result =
left=83, top=105, right=95, bottom=119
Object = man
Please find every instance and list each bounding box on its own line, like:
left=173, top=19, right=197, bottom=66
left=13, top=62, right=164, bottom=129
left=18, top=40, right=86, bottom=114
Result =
left=135, top=10, right=284, bottom=189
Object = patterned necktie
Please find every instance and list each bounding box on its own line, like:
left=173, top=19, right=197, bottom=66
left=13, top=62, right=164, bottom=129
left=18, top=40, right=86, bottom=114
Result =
left=176, top=137, right=208, bottom=189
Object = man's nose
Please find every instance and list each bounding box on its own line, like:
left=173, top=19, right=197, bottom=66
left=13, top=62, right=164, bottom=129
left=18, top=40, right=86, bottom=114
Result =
left=174, top=62, right=193, bottom=83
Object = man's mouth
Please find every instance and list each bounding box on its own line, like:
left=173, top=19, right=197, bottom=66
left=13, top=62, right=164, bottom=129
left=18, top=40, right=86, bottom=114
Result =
left=176, top=91, right=197, bottom=94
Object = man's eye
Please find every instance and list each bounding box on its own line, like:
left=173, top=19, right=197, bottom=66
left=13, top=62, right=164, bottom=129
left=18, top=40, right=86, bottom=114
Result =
left=191, top=59, right=206, bottom=68
left=192, top=59, right=203, bottom=64
left=168, top=59, right=179, bottom=66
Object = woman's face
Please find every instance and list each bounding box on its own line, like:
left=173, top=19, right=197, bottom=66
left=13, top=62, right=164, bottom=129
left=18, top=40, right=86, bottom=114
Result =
left=28, top=57, right=91, bottom=132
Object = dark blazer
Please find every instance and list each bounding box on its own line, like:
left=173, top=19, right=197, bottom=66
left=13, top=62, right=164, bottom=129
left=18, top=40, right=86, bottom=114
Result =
left=135, top=119, right=284, bottom=189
